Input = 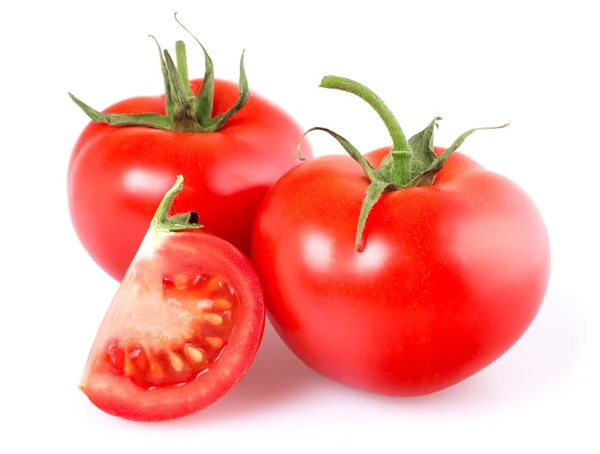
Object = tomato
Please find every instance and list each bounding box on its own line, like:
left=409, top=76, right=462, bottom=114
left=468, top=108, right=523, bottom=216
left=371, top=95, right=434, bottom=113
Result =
left=250, top=76, right=550, bottom=396
left=80, top=176, right=265, bottom=421
left=68, top=24, right=312, bottom=281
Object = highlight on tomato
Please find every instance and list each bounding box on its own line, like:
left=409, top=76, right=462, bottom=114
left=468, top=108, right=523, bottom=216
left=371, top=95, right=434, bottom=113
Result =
left=251, top=75, right=550, bottom=397
left=80, top=175, right=265, bottom=422
left=68, top=13, right=312, bottom=282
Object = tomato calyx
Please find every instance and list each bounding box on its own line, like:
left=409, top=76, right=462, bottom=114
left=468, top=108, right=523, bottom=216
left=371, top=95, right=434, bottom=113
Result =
left=298, top=75, right=510, bottom=251
left=68, top=13, right=249, bottom=133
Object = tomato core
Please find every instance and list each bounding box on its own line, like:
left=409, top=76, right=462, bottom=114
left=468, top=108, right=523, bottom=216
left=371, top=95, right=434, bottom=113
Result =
left=104, top=274, right=239, bottom=390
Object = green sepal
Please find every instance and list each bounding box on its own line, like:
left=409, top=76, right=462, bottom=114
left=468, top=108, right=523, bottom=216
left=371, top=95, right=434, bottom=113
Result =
left=174, top=12, right=215, bottom=126
left=406, top=122, right=510, bottom=187
left=192, top=44, right=216, bottom=127
left=298, top=127, right=379, bottom=181
left=204, top=50, right=249, bottom=132
left=149, top=34, right=174, bottom=120
left=175, top=41, right=193, bottom=98
left=68, top=93, right=172, bottom=130
left=355, top=179, right=393, bottom=251
left=407, top=116, right=440, bottom=177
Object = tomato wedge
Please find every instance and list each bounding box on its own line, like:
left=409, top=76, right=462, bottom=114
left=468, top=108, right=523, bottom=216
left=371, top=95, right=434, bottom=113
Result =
left=80, top=176, right=265, bottom=421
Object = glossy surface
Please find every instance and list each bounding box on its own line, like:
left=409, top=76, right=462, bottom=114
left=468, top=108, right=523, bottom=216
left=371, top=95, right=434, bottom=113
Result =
left=81, top=230, right=265, bottom=421
left=251, top=146, right=551, bottom=396
left=68, top=79, right=312, bottom=281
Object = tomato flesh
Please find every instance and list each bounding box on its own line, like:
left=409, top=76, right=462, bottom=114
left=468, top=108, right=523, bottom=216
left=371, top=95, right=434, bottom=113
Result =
left=103, top=274, right=239, bottom=390
left=81, top=230, right=265, bottom=421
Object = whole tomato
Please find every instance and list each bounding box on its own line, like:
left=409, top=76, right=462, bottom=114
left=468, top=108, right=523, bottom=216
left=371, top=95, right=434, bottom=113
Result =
left=251, top=76, right=550, bottom=396
left=68, top=19, right=312, bottom=281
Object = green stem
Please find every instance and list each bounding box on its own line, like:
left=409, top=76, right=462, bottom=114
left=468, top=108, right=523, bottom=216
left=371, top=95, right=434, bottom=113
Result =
left=320, top=75, right=409, bottom=152
left=390, top=150, right=411, bottom=185
left=150, top=175, right=203, bottom=232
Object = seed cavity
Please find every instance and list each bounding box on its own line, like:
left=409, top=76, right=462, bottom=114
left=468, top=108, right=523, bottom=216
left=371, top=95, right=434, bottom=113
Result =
left=109, top=273, right=238, bottom=389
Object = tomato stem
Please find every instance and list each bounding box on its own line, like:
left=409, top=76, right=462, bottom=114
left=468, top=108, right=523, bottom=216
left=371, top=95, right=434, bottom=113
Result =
left=320, top=76, right=410, bottom=153
left=151, top=175, right=204, bottom=232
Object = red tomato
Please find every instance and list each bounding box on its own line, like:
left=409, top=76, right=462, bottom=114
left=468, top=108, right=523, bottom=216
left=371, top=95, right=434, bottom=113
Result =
left=81, top=177, right=265, bottom=421
left=251, top=145, right=550, bottom=396
left=69, top=67, right=312, bottom=281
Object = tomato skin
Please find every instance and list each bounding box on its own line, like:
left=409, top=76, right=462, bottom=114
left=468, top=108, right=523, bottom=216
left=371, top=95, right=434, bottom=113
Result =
left=68, top=78, right=312, bottom=281
left=81, top=230, right=265, bottom=422
left=251, top=146, right=550, bottom=396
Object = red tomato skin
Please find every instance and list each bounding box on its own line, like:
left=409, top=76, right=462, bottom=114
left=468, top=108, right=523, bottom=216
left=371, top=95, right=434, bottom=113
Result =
left=251, top=146, right=550, bottom=396
left=81, top=230, right=265, bottom=422
left=68, top=79, right=312, bottom=281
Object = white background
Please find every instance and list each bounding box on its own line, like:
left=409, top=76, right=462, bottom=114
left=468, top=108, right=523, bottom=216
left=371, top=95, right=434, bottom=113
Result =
left=1, top=0, right=598, bottom=452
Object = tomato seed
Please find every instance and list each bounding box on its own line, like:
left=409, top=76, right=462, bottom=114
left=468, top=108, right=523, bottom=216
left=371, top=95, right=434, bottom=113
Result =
left=204, top=276, right=225, bottom=295
left=196, top=298, right=213, bottom=310
left=146, top=362, right=165, bottom=383
left=191, top=275, right=202, bottom=287
left=205, top=337, right=224, bottom=349
left=204, top=313, right=223, bottom=325
left=213, top=298, right=232, bottom=310
left=106, top=340, right=125, bottom=370
left=123, top=355, right=136, bottom=377
left=169, top=352, right=185, bottom=372
left=174, top=274, right=188, bottom=288
left=185, top=344, right=205, bottom=363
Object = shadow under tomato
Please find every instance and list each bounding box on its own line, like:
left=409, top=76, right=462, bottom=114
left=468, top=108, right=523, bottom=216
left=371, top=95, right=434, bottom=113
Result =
left=167, top=318, right=322, bottom=426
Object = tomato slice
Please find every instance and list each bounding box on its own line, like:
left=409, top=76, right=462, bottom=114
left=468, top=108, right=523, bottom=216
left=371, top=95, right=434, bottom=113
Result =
left=79, top=177, right=265, bottom=422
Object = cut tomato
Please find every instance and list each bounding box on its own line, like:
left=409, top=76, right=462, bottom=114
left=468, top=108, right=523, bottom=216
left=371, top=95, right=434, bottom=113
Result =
left=80, top=176, right=265, bottom=421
